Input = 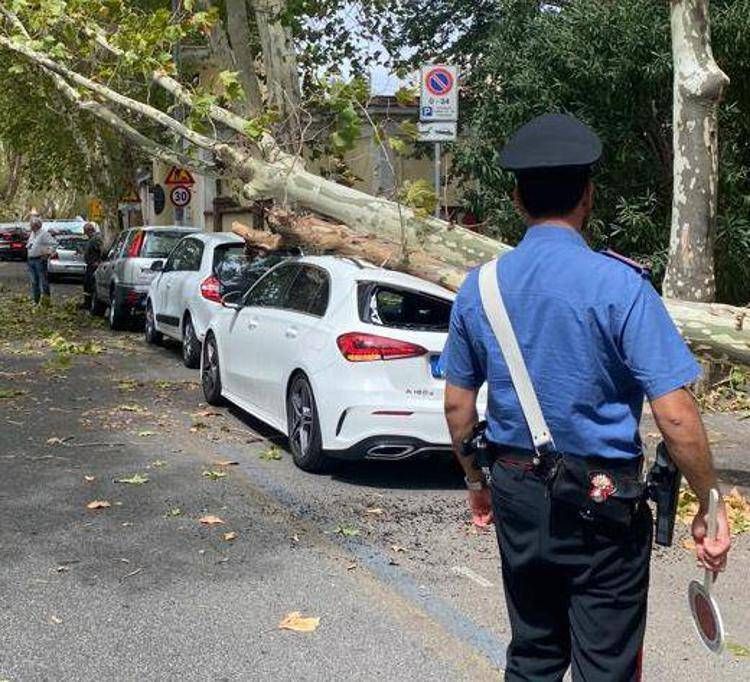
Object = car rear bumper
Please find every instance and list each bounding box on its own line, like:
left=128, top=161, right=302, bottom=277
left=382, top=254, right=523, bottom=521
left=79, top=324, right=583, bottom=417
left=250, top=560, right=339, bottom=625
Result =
left=327, top=435, right=453, bottom=461
left=115, top=283, right=148, bottom=314
left=0, top=244, right=27, bottom=259
left=48, top=261, right=85, bottom=276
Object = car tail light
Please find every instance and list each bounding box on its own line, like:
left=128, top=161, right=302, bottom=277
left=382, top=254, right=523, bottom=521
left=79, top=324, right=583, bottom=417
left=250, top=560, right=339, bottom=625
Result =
left=336, top=333, right=428, bottom=362
left=200, top=275, right=222, bottom=302
left=50, top=252, right=59, bottom=260
left=127, top=231, right=145, bottom=257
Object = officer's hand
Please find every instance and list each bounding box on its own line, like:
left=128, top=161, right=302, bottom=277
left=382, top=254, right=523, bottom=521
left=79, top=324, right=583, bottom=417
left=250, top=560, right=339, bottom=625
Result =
left=468, top=488, right=493, bottom=528
left=692, top=503, right=731, bottom=574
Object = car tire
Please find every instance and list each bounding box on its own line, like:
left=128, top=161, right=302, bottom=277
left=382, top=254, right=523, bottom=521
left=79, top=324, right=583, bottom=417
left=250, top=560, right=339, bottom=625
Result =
left=201, top=333, right=224, bottom=406
left=107, top=289, right=128, bottom=331
left=286, top=373, right=329, bottom=473
left=90, top=290, right=106, bottom=317
left=144, top=301, right=162, bottom=345
left=182, top=315, right=200, bottom=369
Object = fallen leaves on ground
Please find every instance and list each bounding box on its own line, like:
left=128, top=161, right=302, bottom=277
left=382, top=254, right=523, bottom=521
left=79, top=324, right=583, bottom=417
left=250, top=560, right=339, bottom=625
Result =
left=334, top=524, right=360, bottom=538
left=199, top=514, right=224, bottom=525
left=86, top=500, right=111, bottom=509
left=0, top=387, right=27, bottom=399
left=46, top=436, right=71, bottom=446
left=278, top=612, right=320, bottom=633
left=118, top=404, right=147, bottom=414
left=214, top=459, right=239, bottom=467
left=151, top=460, right=167, bottom=468
left=202, top=470, right=228, bottom=480
left=222, top=531, right=238, bottom=541
left=114, top=473, right=149, bottom=486
left=697, top=367, right=750, bottom=413
left=365, top=507, right=384, bottom=515
left=83, top=475, right=96, bottom=483
left=193, top=410, right=223, bottom=418
left=259, top=445, right=282, bottom=461
left=138, top=430, right=156, bottom=438
left=49, top=615, right=63, bottom=625
left=677, top=486, right=750, bottom=539
left=190, top=420, right=208, bottom=432
left=47, top=333, right=104, bottom=356
left=390, top=544, right=407, bottom=553
left=165, top=508, right=182, bottom=518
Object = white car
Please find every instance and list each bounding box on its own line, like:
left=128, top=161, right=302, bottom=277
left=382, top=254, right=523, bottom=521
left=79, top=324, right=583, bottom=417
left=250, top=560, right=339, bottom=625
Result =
left=201, top=255, right=464, bottom=472
left=145, top=232, right=301, bottom=367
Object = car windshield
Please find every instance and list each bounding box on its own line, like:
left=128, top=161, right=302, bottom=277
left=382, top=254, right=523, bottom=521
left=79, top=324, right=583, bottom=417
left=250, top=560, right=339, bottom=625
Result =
left=215, top=247, right=300, bottom=295
left=142, top=231, right=187, bottom=258
left=359, top=283, right=452, bottom=332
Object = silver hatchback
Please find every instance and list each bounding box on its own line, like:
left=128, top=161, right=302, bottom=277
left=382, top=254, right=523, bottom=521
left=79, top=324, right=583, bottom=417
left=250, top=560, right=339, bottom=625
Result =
left=91, top=226, right=199, bottom=329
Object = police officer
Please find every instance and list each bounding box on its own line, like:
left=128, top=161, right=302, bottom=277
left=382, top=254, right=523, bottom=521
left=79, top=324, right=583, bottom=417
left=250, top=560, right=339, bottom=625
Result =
left=443, top=113, right=732, bottom=680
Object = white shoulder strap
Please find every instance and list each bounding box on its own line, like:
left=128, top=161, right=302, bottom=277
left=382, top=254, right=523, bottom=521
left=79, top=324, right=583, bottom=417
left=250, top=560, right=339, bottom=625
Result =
left=478, top=260, right=554, bottom=451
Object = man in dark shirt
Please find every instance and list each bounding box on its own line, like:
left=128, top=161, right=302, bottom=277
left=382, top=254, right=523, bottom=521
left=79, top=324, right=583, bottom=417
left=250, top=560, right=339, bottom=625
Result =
left=82, top=222, right=102, bottom=310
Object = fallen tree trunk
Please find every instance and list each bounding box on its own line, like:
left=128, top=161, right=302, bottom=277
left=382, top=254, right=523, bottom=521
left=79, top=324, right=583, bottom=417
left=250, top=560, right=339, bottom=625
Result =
left=232, top=212, right=750, bottom=366
left=1, top=14, right=747, bottom=367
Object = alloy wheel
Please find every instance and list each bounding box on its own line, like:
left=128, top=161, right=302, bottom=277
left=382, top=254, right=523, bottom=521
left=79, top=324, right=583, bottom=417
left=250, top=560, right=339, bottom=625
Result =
left=289, top=382, right=314, bottom=456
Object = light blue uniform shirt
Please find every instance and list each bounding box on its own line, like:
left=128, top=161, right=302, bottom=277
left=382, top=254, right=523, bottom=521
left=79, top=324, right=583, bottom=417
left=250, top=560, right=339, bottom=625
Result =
left=444, top=224, right=701, bottom=459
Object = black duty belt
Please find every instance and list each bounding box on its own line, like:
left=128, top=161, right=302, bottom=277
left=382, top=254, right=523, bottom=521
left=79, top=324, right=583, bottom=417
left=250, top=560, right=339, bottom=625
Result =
left=488, top=442, right=646, bottom=525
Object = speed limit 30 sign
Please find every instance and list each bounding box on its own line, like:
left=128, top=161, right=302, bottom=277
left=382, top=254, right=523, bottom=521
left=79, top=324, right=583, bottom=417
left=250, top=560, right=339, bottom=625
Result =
left=170, top=185, right=192, bottom=208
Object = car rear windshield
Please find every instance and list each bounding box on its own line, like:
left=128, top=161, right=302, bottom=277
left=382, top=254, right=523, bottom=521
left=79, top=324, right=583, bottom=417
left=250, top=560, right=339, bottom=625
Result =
left=57, top=237, right=85, bottom=252
left=214, top=247, right=300, bottom=295
left=358, top=283, right=452, bottom=332
left=141, top=231, right=187, bottom=258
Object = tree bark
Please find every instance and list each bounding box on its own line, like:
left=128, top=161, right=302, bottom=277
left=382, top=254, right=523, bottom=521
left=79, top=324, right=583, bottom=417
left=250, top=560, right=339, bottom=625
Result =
left=663, top=0, right=729, bottom=302
left=251, top=0, right=301, bottom=143
left=225, top=0, right=263, bottom=116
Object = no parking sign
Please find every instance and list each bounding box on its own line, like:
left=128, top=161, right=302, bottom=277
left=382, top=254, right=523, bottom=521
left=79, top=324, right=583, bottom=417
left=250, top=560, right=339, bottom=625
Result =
left=420, top=65, right=458, bottom=122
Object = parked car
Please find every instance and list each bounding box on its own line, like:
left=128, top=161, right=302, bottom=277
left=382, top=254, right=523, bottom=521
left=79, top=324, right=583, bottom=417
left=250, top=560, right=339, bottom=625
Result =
left=0, top=224, right=28, bottom=260
left=146, top=232, right=302, bottom=367
left=48, top=235, right=87, bottom=280
left=91, top=225, right=198, bottom=330
left=201, top=255, right=474, bottom=472
left=44, top=219, right=87, bottom=236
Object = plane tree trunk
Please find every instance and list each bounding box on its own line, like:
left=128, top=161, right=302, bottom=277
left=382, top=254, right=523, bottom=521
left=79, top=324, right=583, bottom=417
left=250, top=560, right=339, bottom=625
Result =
left=663, top=0, right=729, bottom=302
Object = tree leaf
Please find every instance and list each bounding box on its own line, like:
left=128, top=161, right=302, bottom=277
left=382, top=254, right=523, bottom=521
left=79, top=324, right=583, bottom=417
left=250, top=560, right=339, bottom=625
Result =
left=83, top=475, right=96, bottom=482
left=727, top=641, right=750, bottom=658
left=334, top=524, right=360, bottom=537
left=278, top=612, right=320, bottom=633
left=214, top=460, right=239, bottom=467
left=199, top=515, right=224, bottom=525
left=222, top=531, right=238, bottom=541
left=259, top=446, right=282, bottom=461
left=86, top=500, right=111, bottom=509
left=165, top=508, right=182, bottom=518
left=114, top=473, right=149, bottom=485
left=202, top=470, right=227, bottom=480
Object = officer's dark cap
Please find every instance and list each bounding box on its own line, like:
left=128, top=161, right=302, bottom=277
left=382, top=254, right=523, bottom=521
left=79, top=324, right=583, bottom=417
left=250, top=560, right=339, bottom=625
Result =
left=499, top=113, right=602, bottom=171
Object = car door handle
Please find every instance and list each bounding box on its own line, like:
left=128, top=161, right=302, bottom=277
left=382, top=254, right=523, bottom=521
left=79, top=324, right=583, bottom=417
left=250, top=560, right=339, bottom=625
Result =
left=285, top=327, right=298, bottom=339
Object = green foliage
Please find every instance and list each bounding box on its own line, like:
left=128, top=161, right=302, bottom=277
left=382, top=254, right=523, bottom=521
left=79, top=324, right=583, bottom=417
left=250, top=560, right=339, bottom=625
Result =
left=398, top=179, right=437, bottom=219
left=389, top=0, right=750, bottom=304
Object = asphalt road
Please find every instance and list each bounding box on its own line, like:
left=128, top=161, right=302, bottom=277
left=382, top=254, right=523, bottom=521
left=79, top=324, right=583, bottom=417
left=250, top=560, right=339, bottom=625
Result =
left=1, top=261, right=749, bottom=681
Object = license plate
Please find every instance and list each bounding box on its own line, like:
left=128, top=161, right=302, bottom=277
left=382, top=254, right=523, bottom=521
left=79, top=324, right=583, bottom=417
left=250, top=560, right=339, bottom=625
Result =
left=430, top=354, right=446, bottom=379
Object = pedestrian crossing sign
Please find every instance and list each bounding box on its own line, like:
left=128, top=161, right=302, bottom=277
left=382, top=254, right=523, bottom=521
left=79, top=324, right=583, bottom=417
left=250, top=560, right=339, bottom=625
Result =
left=164, top=166, right=196, bottom=186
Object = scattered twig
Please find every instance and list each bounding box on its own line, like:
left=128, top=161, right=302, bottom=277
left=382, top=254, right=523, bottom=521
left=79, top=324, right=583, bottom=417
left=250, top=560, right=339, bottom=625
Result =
left=120, top=567, right=142, bottom=581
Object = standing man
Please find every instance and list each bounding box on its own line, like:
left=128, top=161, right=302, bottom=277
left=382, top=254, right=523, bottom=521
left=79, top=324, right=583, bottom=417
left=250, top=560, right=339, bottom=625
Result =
left=82, top=222, right=102, bottom=310
left=443, top=114, right=731, bottom=680
left=25, top=215, right=57, bottom=306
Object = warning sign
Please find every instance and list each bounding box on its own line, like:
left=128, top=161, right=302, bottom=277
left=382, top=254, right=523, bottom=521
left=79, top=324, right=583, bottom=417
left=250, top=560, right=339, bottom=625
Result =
left=164, top=166, right=196, bottom=187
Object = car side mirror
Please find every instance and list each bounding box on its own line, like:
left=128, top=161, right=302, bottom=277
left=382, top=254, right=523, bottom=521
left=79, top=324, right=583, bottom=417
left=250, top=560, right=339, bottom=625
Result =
left=221, top=290, right=242, bottom=310
left=150, top=260, right=164, bottom=272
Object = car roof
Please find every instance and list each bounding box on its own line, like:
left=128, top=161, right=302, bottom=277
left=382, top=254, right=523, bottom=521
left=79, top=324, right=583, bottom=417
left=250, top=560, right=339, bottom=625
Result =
left=183, top=232, right=244, bottom=246
left=139, top=225, right=200, bottom=233
left=297, top=255, right=455, bottom=300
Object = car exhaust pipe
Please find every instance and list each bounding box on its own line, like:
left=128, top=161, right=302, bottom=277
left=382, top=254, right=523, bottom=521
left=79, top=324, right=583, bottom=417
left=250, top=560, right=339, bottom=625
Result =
left=365, top=444, right=416, bottom=460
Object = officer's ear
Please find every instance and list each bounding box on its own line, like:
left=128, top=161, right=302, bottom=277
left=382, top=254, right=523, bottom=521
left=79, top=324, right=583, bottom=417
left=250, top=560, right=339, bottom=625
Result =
left=512, top=186, right=532, bottom=225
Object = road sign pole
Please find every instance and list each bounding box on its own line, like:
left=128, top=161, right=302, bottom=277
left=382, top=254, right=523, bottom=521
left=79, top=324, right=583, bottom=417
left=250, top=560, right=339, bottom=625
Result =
left=434, top=142, right=441, bottom=219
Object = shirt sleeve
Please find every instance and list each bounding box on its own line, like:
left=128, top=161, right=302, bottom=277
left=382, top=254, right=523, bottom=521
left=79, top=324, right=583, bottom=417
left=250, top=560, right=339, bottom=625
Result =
left=620, top=280, right=701, bottom=400
left=444, top=293, right=484, bottom=390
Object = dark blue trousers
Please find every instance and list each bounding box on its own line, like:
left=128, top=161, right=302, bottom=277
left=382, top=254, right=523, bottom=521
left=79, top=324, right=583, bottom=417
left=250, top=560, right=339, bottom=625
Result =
left=491, top=459, right=652, bottom=681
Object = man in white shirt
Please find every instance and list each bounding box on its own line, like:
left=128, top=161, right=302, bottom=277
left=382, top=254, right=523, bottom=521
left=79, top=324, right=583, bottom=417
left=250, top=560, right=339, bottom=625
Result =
left=25, top=215, right=57, bottom=305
